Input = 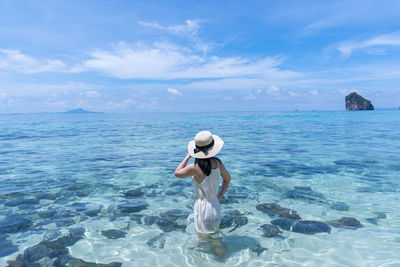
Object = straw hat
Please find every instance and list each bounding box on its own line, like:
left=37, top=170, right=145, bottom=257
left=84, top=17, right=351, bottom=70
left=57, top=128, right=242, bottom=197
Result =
left=188, top=131, right=224, bottom=159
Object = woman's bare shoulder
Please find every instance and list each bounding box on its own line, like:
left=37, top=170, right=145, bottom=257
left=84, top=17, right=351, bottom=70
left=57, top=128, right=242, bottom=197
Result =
left=191, top=163, right=205, bottom=174
left=214, top=157, right=223, bottom=165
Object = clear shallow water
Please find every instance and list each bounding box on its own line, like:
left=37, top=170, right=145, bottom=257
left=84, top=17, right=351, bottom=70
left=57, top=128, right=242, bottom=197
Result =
left=0, top=111, right=399, bottom=266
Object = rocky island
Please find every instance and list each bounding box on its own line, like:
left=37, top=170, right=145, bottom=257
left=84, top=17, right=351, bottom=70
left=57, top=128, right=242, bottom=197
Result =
left=345, top=92, right=374, bottom=110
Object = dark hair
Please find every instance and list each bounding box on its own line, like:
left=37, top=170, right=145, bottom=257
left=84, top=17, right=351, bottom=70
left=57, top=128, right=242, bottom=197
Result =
left=195, top=157, right=220, bottom=176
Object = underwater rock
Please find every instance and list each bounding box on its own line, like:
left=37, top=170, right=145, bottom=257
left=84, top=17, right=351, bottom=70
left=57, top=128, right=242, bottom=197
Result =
left=271, top=219, right=331, bottom=235
left=156, top=211, right=188, bottom=232
left=101, top=229, right=127, bottom=239
left=70, top=202, right=88, bottom=211
left=54, top=255, right=122, bottom=267
left=156, top=219, right=184, bottom=232
left=144, top=215, right=160, bottom=225
left=345, top=92, right=374, bottom=110
left=18, top=204, right=38, bottom=210
left=76, top=190, right=90, bottom=197
left=225, top=209, right=247, bottom=217
left=292, top=221, right=331, bottom=235
left=271, top=219, right=296, bottom=231
left=0, top=239, right=19, bottom=257
left=84, top=208, right=102, bottom=217
left=159, top=209, right=190, bottom=223
left=260, top=224, right=282, bottom=237
left=130, top=214, right=143, bottom=224
left=6, top=225, right=87, bottom=267
left=0, top=215, right=32, bottom=234
left=124, top=188, right=144, bottom=198
left=228, top=217, right=248, bottom=233
left=3, top=191, right=26, bottom=198
left=334, top=160, right=368, bottom=168
left=41, top=230, right=85, bottom=250
left=55, top=218, right=76, bottom=227
left=219, top=186, right=253, bottom=204
left=165, top=186, right=184, bottom=196
left=283, top=186, right=325, bottom=203
left=147, top=233, right=166, bottom=249
left=24, top=243, right=53, bottom=262
left=117, top=200, right=149, bottom=213
left=8, top=244, right=64, bottom=267
left=52, top=210, right=77, bottom=222
left=330, top=202, right=350, bottom=211
left=38, top=210, right=57, bottom=219
left=37, top=257, right=53, bottom=266
left=4, top=198, right=39, bottom=207
left=43, top=230, right=63, bottom=242
left=220, top=216, right=234, bottom=229
left=80, top=203, right=103, bottom=217
left=327, top=217, right=363, bottom=229
left=69, top=227, right=86, bottom=237
left=220, top=210, right=247, bottom=230
left=36, top=192, right=57, bottom=200
left=366, top=212, right=387, bottom=225
left=256, top=203, right=301, bottom=220
left=64, top=183, right=84, bottom=191
left=142, top=183, right=159, bottom=189
left=170, top=180, right=191, bottom=187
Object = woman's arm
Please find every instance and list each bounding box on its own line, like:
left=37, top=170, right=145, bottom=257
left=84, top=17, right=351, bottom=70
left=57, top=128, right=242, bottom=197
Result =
left=217, top=160, right=231, bottom=200
left=174, top=153, right=197, bottom=178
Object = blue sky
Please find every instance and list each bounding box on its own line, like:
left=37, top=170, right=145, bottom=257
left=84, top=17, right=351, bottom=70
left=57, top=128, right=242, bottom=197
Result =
left=0, top=0, right=400, bottom=113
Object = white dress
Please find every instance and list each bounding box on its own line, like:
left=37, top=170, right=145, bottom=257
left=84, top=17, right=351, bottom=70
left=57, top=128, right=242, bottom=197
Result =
left=187, top=165, right=222, bottom=234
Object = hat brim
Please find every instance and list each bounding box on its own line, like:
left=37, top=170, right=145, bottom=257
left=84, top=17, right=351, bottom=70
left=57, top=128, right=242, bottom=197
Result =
left=188, top=134, right=224, bottom=159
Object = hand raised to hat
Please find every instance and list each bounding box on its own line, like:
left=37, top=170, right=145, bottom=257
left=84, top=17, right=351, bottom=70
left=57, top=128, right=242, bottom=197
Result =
left=174, top=153, right=193, bottom=178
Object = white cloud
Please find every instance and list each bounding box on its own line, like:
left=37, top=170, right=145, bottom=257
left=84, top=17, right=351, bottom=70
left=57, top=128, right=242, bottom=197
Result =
left=266, top=85, right=280, bottom=96
left=78, top=42, right=192, bottom=79
left=86, top=90, right=100, bottom=97
left=106, top=98, right=135, bottom=109
left=0, top=49, right=66, bottom=73
left=138, top=20, right=211, bottom=55
left=138, top=20, right=200, bottom=36
left=302, top=15, right=346, bottom=34
left=167, top=88, right=182, bottom=96
left=309, top=90, right=318, bottom=96
left=288, top=91, right=298, bottom=97
left=366, top=47, right=387, bottom=55
left=335, top=31, right=400, bottom=58
left=76, top=42, right=300, bottom=81
left=267, top=85, right=279, bottom=92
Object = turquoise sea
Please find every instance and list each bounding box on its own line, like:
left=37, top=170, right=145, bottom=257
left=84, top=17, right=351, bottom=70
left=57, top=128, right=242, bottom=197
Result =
left=0, top=111, right=399, bottom=266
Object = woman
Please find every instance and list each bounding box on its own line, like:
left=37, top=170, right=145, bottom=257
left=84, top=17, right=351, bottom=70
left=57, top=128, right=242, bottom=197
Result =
left=174, top=131, right=231, bottom=235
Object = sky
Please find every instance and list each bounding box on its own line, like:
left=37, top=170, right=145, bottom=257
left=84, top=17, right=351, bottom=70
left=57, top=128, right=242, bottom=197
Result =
left=0, top=0, right=400, bottom=113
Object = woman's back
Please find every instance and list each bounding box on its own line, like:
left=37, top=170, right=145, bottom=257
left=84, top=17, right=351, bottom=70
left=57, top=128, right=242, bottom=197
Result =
left=192, top=163, right=220, bottom=201
left=188, top=158, right=222, bottom=234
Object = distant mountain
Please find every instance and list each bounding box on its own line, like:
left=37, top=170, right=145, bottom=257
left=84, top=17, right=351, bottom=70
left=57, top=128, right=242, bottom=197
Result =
left=62, top=108, right=102, bottom=114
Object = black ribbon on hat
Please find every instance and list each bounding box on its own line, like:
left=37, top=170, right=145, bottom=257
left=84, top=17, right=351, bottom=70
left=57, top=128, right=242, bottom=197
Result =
left=194, top=139, right=214, bottom=154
